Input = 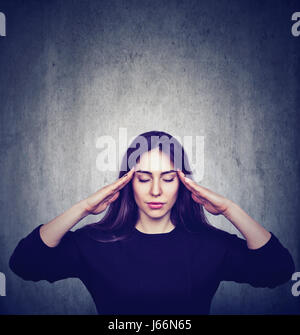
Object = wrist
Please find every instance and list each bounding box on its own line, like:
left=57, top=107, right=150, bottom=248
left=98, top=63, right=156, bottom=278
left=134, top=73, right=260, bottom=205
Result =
left=222, top=200, right=237, bottom=219
left=75, top=199, right=91, bottom=219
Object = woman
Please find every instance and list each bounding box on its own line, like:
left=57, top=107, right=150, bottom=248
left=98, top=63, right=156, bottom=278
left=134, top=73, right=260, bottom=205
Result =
left=9, top=130, right=295, bottom=314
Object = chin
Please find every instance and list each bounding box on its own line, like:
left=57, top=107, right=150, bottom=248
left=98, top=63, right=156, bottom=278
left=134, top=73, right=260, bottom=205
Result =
left=146, top=210, right=167, bottom=218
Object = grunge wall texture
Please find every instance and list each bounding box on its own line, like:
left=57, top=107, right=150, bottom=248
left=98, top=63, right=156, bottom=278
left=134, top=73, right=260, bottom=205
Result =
left=0, top=0, right=299, bottom=314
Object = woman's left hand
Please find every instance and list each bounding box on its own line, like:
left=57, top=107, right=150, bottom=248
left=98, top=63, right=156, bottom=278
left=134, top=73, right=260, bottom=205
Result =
left=177, top=170, right=232, bottom=216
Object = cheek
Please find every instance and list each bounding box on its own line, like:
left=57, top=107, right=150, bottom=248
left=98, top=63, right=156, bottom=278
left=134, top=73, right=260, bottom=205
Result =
left=132, top=180, right=146, bottom=198
left=165, top=181, right=180, bottom=198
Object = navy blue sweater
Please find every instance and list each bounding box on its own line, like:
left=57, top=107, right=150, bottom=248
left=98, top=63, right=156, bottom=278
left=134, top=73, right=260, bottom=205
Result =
left=9, top=223, right=295, bottom=314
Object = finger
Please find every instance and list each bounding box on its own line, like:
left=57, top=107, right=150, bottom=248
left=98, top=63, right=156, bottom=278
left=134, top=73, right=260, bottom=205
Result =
left=177, top=170, right=197, bottom=192
left=98, top=176, right=128, bottom=200
left=110, top=167, right=135, bottom=193
left=177, top=170, right=211, bottom=198
left=101, top=188, right=122, bottom=205
left=184, top=177, right=200, bottom=192
left=176, top=169, right=188, bottom=184
left=119, top=167, right=135, bottom=185
left=177, top=170, right=224, bottom=207
left=191, top=192, right=206, bottom=204
left=186, top=180, right=215, bottom=202
left=107, top=191, right=120, bottom=204
left=121, top=167, right=135, bottom=180
left=177, top=170, right=204, bottom=193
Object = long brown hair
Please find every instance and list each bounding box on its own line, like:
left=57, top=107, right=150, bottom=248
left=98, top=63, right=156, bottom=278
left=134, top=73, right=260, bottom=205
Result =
left=81, top=130, right=212, bottom=242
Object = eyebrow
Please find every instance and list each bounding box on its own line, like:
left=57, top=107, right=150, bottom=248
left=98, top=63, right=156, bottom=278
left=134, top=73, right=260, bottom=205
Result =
left=135, top=170, right=177, bottom=176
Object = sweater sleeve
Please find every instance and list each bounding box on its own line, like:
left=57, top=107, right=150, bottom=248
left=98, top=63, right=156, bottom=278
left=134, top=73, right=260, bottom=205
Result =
left=219, top=231, right=295, bottom=288
left=9, top=224, right=85, bottom=283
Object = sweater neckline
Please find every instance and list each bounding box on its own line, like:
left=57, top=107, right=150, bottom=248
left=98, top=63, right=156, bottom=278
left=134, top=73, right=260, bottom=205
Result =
left=133, top=224, right=179, bottom=238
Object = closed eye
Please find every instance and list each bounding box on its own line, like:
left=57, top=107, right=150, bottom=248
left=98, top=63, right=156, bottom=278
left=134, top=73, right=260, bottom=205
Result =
left=163, top=179, right=174, bottom=182
left=138, top=179, right=175, bottom=183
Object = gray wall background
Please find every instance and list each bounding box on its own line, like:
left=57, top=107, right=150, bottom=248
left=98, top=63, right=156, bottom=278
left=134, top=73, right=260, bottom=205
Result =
left=0, top=0, right=299, bottom=314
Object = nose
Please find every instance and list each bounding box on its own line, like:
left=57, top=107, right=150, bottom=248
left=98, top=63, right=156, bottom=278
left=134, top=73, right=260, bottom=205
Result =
left=150, top=179, right=162, bottom=197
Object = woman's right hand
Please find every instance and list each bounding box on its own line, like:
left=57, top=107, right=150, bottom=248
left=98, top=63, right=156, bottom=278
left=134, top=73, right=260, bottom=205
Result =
left=83, top=167, right=135, bottom=215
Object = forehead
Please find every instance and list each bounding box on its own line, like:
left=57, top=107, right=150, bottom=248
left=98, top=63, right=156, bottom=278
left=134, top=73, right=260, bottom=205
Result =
left=136, top=149, right=174, bottom=172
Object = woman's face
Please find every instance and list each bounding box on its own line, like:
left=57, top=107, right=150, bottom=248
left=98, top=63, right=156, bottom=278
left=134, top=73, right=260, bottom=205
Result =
left=132, top=148, right=180, bottom=219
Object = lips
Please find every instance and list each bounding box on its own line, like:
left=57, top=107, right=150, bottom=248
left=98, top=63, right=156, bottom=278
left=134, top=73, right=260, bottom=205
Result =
left=147, top=202, right=165, bottom=209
